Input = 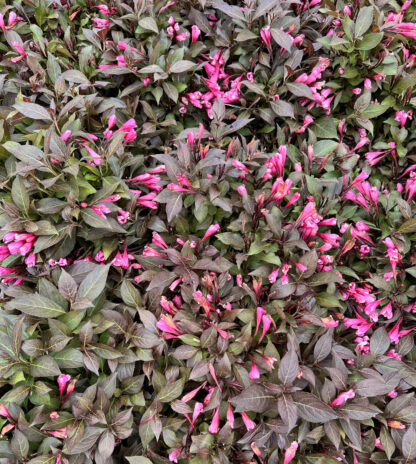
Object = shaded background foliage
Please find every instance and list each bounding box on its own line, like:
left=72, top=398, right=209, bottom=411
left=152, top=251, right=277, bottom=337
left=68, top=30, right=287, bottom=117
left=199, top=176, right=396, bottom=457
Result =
left=0, top=0, right=415, bottom=463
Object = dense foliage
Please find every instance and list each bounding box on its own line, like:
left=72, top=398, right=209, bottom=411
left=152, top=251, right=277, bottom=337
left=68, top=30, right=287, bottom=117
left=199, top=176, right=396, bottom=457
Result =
left=0, top=0, right=416, bottom=463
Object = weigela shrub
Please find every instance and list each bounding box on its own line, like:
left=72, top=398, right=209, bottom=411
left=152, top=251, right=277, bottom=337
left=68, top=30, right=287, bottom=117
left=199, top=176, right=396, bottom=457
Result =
left=0, top=0, right=415, bottom=463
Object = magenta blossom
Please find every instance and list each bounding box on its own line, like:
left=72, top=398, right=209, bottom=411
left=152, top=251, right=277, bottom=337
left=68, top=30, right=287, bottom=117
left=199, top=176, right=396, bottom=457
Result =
left=241, top=412, right=256, bottom=431
left=191, top=25, right=200, bottom=42
left=249, top=360, right=260, bottom=379
left=0, top=404, right=11, bottom=418
left=57, top=374, right=71, bottom=400
left=284, top=441, right=298, bottom=464
left=208, top=407, right=220, bottom=433
left=260, top=26, right=272, bottom=53
left=330, top=389, right=355, bottom=406
left=200, top=224, right=220, bottom=243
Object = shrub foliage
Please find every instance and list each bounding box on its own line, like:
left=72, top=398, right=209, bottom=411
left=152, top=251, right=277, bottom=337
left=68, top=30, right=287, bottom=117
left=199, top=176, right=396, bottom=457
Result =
left=0, top=0, right=415, bottom=463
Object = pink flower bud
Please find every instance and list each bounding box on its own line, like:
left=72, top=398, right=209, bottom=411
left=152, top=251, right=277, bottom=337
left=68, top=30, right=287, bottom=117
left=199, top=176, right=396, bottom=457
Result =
left=191, top=25, right=200, bottom=42
left=227, top=403, right=234, bottom=428
left=330, top=389, right=355, bottom=406
left=208, top=407, right=220, bottom=433
left=241, top=412, right=256, bottom=431
left=284, top=441, right=298, bottom=464
left=187, top=132, right=195, bottom=145
left=57, top=374, right=71, bottom=399
left=200, top=224, right=220, bottom=243
left=108, top=114, right=117, bottom=129
left=237, top=185, right=247, bottom=196
left=61, top=130, right=72, bottom=141
left=0, top=404, right=11, bottom=418
left=0, top=423, right=15, bottom=436
left=249, top=360, right=260, bottom=379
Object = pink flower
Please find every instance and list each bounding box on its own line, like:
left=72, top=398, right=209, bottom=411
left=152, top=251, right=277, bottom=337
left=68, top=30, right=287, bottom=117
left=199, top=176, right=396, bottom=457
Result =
left=0, top=423, right=15, bottom=436
left=209, top=362, right=222, bottom=391
left=182, top=383, right=206, bottom=403
left=117, top=209, right=130, bottom=224
left=255, top=307, right=266, bottom=336
left=92, top=18, right=110, bottom=28
left=271, top=178, right=292, bottom=200
left=395, top=110, right=412, bottom=128
left=294, top=262, right=307, bottom=273
left=284, top=192, right=300, bottom=209
left=157, top=314, right=183, bottom=338
left=169, top=448, right=182, bottom=463
left=284, top=441, right=298, bottom=464
left=380, top=301, right=393, bottom=319
left=143, top=77, right=151, bottom=86
left=387, top=22, right=416, bottom=40
left=330, top=389, right=355, bottom=406
left=387, top=349, right=401, bottom=360
left=249, top=360, right=260, bottom=379
left=198, top=123, right=204, bottom=143
left=10, top=41, right=26, bottom=62
left=46, top=427, right=67, bottom=439
left=227, top=403, right=235, bottom=428
left=208, top=408, right=220, bottom=433
left=0, top=12, right=23, bottom=32
left=260, top=26, right=272, bottom=53
left=187, top=132, right=195, bottom=145
left=0, top=404, right=11, bottom=418
left=167, top=183, right=193, bottom=193
left=83, top=145, right=103, bottom=166
left=3, top=233, right=16, bottom=243
left=176, top=32, right=189, bottom=41
left=268, top=268, right=280, bottom=283
left=94, top=4, right=115, bottom=15
left=108, top=114, right=117, bottom=129
left=25, top=252, right=36, bottom=267
left=344, top=313, right=373, bottom=336
left=237, top=185, right=248, bottom=196
left=200, top=224, right=220, bottom=243
left=112, top=248, right=130, bottom=269
left=49, top=411, right=60, bottom=419
left=241, top=412, right=256, bottom=431
left=247, top=72, right=254, bottom=82
left=259, top=314, right=273, bottom=343
left=61, top=130, right=72, bottom=141
left=388, top=318, right=413, bottom=344
left=57, top=374, right=71, bottom=399
left=152, top=232, right=168, bottom=250
left=232, top=159, right=249, bottom=173
left=191, top=25, right=200, bottom=42
left=119, top=118, right=136, bottom=132
left=90, top=204, right=111, bottom=218
left=375, top=438, right=385, bottom=451
left=383, top=237, right=401, bottom=282
left=321, top=316, right=339, bottom=328
left=95, top=250, right=105, bottom=262
left=190, top=402, right=204, bottom=425
left=0, top=246, right=10, bottom=261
